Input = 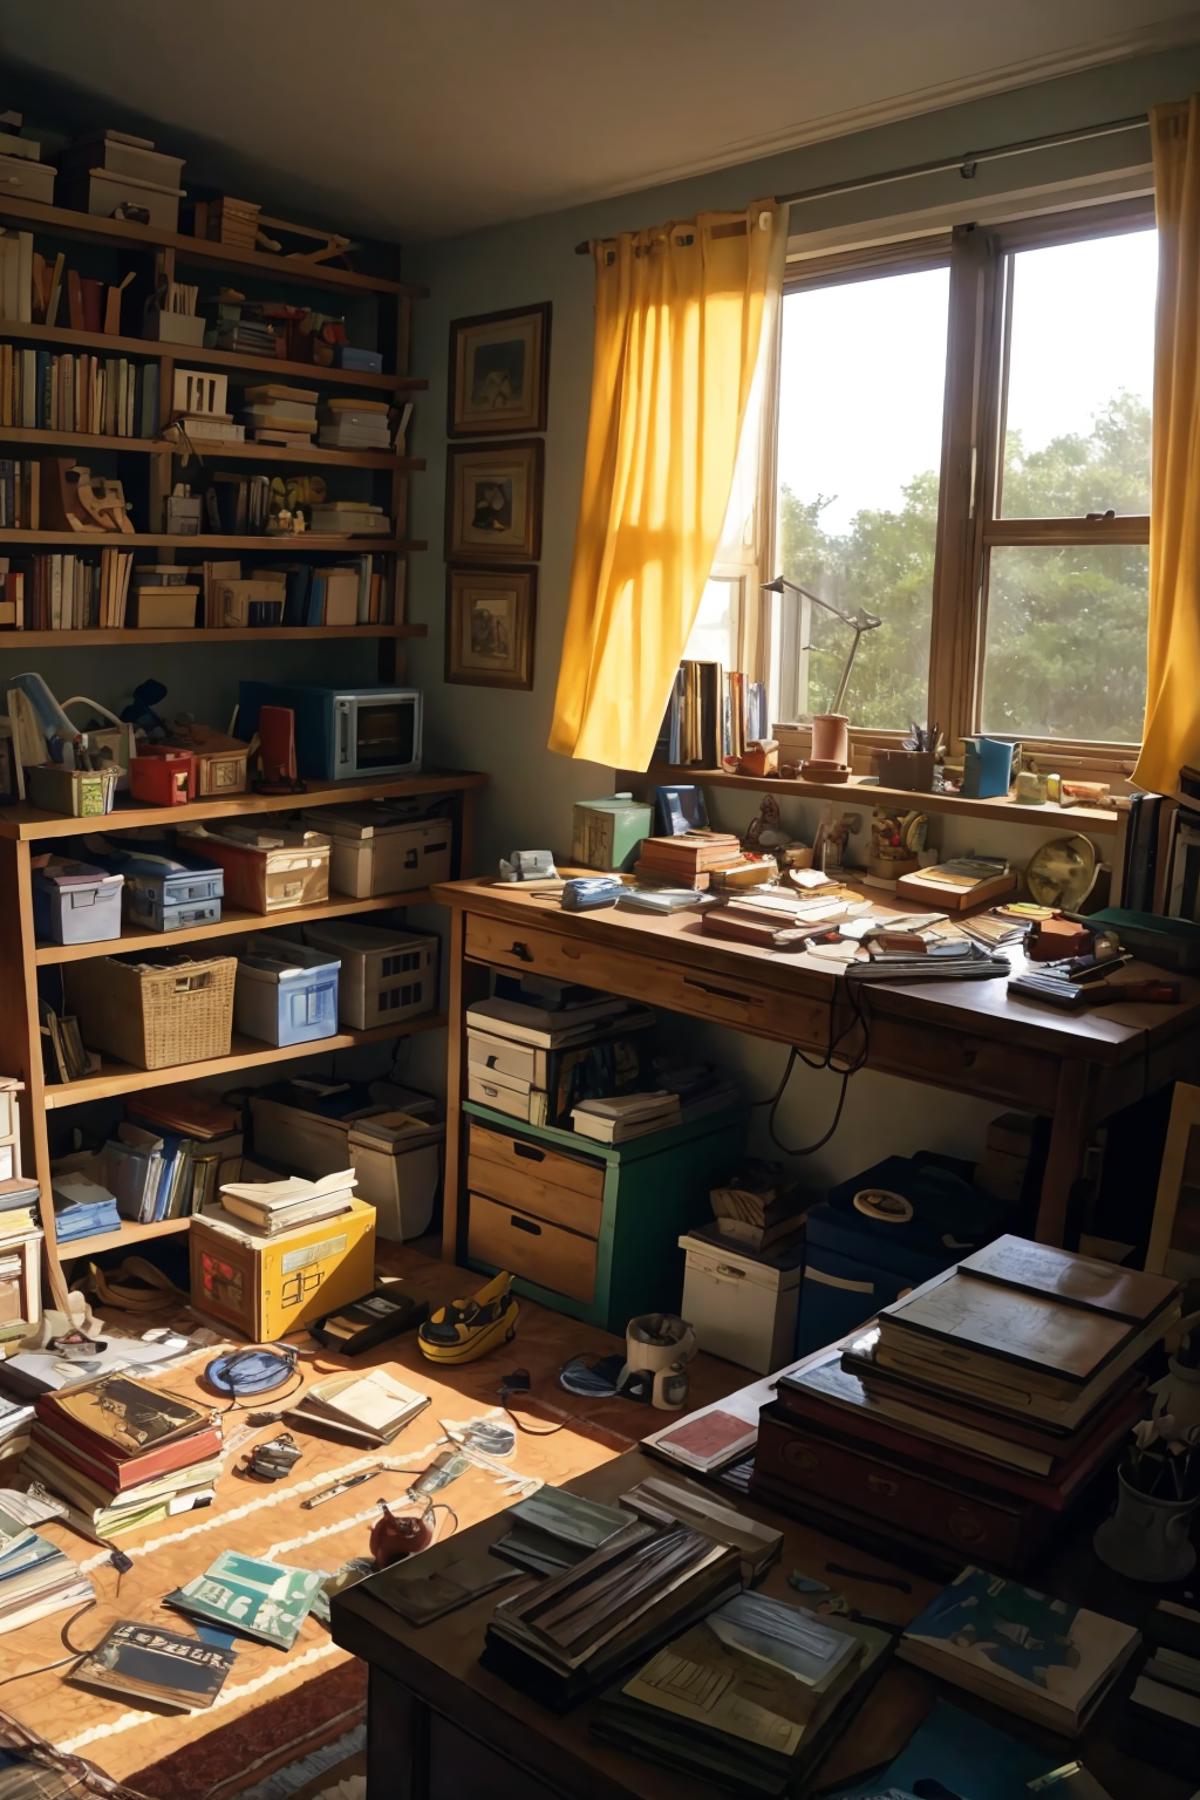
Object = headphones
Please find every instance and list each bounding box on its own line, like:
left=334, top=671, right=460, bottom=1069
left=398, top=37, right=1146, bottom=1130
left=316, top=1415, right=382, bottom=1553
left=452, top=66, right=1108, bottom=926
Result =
left=204, top=1344, right=300, bottom=1403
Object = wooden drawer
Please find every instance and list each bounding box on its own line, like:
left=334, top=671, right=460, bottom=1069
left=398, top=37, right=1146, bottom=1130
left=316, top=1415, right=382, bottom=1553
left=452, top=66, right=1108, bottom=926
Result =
left=467, top=1149, right=603, bottom=1237
left=866, top=1013, right=1056, bottom=1110
left=754, top=1406, right=1029, bottom=1566
left=468, top=1123, right=603, bottom=1200
left=464, top=913, right=829, bottom=1047
left=468, top=1193, right=597, bottom=1304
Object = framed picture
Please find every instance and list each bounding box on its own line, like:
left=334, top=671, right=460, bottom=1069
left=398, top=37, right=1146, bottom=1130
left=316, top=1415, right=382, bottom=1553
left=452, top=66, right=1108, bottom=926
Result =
left=448, top=303, right=551, bottom=436
left=445, top=566, right=537, bottom=689
left=445, top=439, right=543, bottom=563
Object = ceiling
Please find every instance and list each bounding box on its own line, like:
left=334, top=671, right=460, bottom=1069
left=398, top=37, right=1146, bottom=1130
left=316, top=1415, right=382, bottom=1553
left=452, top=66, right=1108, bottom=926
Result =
left=1, top=0, right=1196, bottom=240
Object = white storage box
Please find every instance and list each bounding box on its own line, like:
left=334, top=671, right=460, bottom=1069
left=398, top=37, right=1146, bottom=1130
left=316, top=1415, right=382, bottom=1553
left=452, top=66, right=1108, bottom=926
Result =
left=248, top=1078, right=438, bottom=1178
left=306, top=807, right=452, bottom=899
left=679, top=1230, right=804, bottom=1374
left=300, top=922, right=437, bottom=1030
left=59, top=167, right=182, bottom=231
left=348, top=1111, right=444, bottom=1240
left=234, top=937, right=340, bottom=1048
left=466, top=1064, right=547, bottom=1126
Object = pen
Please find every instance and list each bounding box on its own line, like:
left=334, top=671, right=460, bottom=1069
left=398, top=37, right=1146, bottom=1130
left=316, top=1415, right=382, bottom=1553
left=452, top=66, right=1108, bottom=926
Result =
left=301, top=1469, right=377, bottom=1510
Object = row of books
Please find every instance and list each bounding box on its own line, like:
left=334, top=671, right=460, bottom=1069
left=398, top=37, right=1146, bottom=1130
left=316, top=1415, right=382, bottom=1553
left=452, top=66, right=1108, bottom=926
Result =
left=0, top=345, right=159, bottom=437
left=653, top=660, right=768, bottom=769
left=102, top=1086, right=244, bottom=1225
left=197, top=554, right=393, bottom=626
left=1, top=548, right=134, bottom=630
left=0, top=459, right=37, bottom=530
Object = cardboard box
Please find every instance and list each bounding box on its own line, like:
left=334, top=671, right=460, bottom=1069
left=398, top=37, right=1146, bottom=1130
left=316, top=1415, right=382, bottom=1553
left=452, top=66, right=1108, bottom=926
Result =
left=134, top=587, right=199, bottom=629
left=190, top=1200, right=375, bottom=1338
left=306, top=808, right=452, bottom=899
left=178, top=823, right=330, bottom=913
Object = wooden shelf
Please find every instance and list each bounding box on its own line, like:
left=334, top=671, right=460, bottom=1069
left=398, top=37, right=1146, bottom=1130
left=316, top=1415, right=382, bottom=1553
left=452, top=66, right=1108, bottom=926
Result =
left=163, top=438, right=424, bottom=471
left=36, top=886, right=435, bottom=965
left=56, top=1214, right=193, bottom=1257
left=0, top=531, right=426, bottom=551
left=0, top=427, right=160, bottom=453
left=0, top=196, right=424, bottom=297
left=44, top=1013, right=448, bottom=1110
left=1, top=624, right=425, bottom=647
left=0, top=768, right=486, bottom=841
left=635, top=764, right=1121, bottom=837
left=0, top=322, right=427, bottom=394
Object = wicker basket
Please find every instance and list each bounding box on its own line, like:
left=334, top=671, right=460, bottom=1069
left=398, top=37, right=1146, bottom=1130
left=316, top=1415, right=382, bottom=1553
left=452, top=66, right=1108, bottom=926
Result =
left=64, top=953, right=237, bottom=1070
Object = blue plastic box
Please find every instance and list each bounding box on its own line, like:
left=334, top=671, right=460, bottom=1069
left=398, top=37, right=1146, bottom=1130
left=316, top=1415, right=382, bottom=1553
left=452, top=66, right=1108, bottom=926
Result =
left=83, top=839, right=224, bottom=932
left=234, top=936, right=341, bottom=1047
left=796, top=1152, right=1009, bottom=1354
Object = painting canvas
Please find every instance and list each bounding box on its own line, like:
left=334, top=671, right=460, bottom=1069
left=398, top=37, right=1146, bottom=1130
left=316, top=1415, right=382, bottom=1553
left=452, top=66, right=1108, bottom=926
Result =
left=449, top=303, right=551, bottom=436
left=446, top=566, right=536, bottom=689
left=446, top=440, right=543, bottom=563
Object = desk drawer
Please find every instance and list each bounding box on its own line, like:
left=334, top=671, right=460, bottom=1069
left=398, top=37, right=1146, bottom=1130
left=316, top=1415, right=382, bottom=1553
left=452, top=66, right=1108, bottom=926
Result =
left=866, top=1013, right=1056, bottom=1110
left=468, top=1122, right=603, bottom=1200
left=467, top=1149, right=603, bottom=1238
left=464, top=913, right=828, bottom=1046
left=468, top=1193, right=597, bottom=1303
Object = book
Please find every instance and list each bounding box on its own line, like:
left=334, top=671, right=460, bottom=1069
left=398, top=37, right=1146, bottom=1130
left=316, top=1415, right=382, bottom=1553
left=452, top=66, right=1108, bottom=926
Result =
left=166, top=1551, right=323, bottom=1650
left=71, top=1620, right=235, bottom=1710
left=957, top=1234, right=1178, bottom=1326
left=465, top=994, right=640, bottom=1048
left=644, top=1406, right=759, bottom=1474
left=619, top=1476, right=782, bottom=1581
left=899, top=1566, right=1140, bottom=1735
left=369, top=1552, right=520, bottom=1625
left=492, top=1487, right=645, bottom=1575
left=38, top=1374, right=214, bottom=1465
left=287, top=1368, right=429, bottom=1446
left=0, top=1526, right=92, bottom=1633
left=896, top=860, right=1016, bottom=911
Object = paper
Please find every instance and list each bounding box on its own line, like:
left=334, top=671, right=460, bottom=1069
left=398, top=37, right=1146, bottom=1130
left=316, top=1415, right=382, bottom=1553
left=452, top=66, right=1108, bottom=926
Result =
left=221, top=1170, right=357, bottom=1207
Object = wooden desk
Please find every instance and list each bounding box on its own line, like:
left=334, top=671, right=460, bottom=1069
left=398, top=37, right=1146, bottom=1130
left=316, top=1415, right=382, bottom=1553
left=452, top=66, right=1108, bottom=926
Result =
left=433, top=876, right=1200, bottom=1250
left=331, top=1405, right=1190, bottom=1800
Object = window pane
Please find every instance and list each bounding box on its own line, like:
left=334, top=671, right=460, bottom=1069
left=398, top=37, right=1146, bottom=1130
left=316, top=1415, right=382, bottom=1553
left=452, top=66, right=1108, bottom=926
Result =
left=774, top=266, right=948, bottom=728
left=1000, top=230, right=1155, bottom=518
left=981, top=543, right=1148, bottom=742
left=684, top=575, right=741, bottom=667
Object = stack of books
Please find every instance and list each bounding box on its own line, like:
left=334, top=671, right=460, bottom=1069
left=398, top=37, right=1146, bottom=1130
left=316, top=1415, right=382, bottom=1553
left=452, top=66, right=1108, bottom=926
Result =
left=593, top=1590, right=891, bottom=1794
left=0, top=1515, right=92, bottom=1634
left=493, top=1488, right=651, bottom=1577
left=899, top=1566, right=1139, bottom=1736
left=1124, top=1598, right=1200, bottom=1776
left=242, top=384, right=318, bottom=445
left=571, top=1092, right=681, bottom=1144
left=208, top=315, right=277, bottom=355
left=24, top=1374, right=222, bottom=1541
left=309, top=499, right=391, bottom=536
left=895, top=856, right=1016, bottom=911
left=287, top=1368, right=429, bottom=1446
left=756, top=1236, right=1178, bottom=1571
left=618, top=1476, right=782, bottom=1582
left=465, top=981, right=655, bottom=1128
left=318, top=397, right=392, bottom=450
left=482, top=1523, right=741, bottom=1707
left=212, top=1170, right=357, bottom=1236
left=204, top=196, right=261, bottom=248
left=710, top=1161, right=806, bottom=1253
left=0, top=1175, right=39, bottom=1247
left=634, top=831, right=742, bottom=890
left=49, top=1170, right=121, bottom=1244
left=167, top=1550, right=322, bottom=1649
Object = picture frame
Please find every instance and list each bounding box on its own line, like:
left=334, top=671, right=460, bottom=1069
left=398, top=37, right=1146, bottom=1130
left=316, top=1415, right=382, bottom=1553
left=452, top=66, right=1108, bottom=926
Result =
left=445, top=566, right=537, bottom=690
left=448, top=303, right=551, bottom=437
left=445, top=439, right=544, bottom=564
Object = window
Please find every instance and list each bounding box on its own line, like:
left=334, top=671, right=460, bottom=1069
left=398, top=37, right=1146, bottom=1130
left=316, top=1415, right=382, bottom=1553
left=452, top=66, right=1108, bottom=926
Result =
left=755, top=201, right=1155, bottom=765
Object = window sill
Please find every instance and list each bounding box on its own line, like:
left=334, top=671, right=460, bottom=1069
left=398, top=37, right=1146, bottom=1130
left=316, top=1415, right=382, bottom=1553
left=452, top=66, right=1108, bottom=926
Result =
left=632, top=764, right=1121, bottom=837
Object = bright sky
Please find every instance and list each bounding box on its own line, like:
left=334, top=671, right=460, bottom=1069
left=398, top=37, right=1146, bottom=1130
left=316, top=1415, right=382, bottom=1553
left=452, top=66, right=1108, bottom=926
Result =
left=777, top=228, right=1157, bottom=535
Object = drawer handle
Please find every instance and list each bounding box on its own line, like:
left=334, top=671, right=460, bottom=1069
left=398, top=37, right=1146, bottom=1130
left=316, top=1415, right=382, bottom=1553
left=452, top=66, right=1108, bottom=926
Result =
left=783, top=1444, right=817, bottom=1471
left=715, top=1264, right=746, bottom=1279
left=961, top=1047, right=978, bottom=1069
left=867, top=1475, right=898, bottom=1496
left=513, top=1143, right=545, bottom=1164
left=684, top=977, right=761, bottom=1007
left=508, top=941, right=534, bottom=962
left=510, top=1216, right=543, bottom=1237
left=949, top=1508, right=986, bottom=1543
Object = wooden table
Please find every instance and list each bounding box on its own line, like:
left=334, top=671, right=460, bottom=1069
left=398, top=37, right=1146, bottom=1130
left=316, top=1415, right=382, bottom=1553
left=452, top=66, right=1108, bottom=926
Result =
left=432, top=875, right=1200, bottom=1250
left=331, top=1369, right=1191, bottom=1800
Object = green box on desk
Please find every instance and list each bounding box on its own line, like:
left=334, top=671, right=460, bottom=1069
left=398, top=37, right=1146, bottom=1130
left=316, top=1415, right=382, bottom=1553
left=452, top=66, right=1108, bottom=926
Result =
left=571, top=794, right=653, bottom=872
left=464, top=1102, right=746, bottom=1331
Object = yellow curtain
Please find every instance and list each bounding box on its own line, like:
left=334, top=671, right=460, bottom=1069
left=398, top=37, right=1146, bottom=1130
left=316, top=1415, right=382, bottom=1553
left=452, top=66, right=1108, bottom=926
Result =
left=1136, top=98, right=1200, bottom=794
left=548, top=202, right=783, bottom=769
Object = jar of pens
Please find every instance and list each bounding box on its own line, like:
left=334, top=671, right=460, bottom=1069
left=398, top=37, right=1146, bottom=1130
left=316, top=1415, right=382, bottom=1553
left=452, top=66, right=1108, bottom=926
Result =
left=1093, top=1393, right=1200, bottom=1582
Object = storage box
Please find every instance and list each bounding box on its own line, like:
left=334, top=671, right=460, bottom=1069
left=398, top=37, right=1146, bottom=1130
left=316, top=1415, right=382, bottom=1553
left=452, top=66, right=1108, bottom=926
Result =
left=235, top=937, right=341, bottom=1048
left=178, top=822, right=330, bottom=913
left=214, top=578, right=287, bottom=629
left=129, top=748, right=196, bottom=807
left=679, top=1229, right=803, bottom=1374
left=134, top=588, right=198, bottom=628
left=0, top=1228, right=41, bottom=1336
left=83, top=840, right=224, bottom=932
left=465, top=1018, right=653, bottom=1129
left=190, top=1199, right=375, bottom=1339
left=249, top=1078, right=438, bottom=1178
left=0, top=156, right=54, bottom=204
left=58, top=168, right=181, bottom=231
left=0, top=1081, right=23, bottom=1183
left=64, top=952, right=236, bottom=1070
left=27, top=764, right=119, bottom=817
left=58, top=132, right=185, bottom=189
left=299, top=922, right=437, bottom=1030
left=32, top=858, right=123, bottom=946
left=349, top=1111, right=444, bottom=1240
left=467, top=1065, right=548, bottom=1125
left=306, top=806, right=452, bottom=899
left=571, top=795, right=653, bottom=872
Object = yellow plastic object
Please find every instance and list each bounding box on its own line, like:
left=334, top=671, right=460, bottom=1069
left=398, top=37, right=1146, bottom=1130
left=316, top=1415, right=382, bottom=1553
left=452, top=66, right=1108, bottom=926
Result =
left=418, top=1269, right=519, bottom=1365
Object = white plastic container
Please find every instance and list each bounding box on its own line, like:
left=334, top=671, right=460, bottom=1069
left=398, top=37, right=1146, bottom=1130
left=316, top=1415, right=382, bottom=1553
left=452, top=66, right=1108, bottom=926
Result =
left=678, top=1231, right=804, bottom=1374
left=300, top=922, right=437, bottom=1030
left=348, top=1111, right=444, bottom=1240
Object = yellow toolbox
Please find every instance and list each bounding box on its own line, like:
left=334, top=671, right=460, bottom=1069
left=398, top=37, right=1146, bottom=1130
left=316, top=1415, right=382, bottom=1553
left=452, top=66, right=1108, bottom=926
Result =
left=189, top=1199, right=375, bottom=1338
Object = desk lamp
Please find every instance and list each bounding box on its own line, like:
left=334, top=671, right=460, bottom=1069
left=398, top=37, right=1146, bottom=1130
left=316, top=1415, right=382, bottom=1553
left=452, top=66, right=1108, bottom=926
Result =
left=761, top=575, right=882, bottom=716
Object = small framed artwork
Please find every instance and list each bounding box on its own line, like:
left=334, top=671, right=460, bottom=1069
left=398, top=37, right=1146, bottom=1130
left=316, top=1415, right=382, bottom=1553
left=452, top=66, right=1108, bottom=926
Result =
left=445, top=439, right=543, bottom=563
left=448, top=303, right=551, bottom=436
left=445, top=566, right=537, bottom=689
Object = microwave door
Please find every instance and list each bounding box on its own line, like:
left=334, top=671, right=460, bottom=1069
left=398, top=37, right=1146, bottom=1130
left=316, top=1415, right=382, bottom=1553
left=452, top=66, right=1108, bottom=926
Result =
left=352, top=699, right=416, bottom=771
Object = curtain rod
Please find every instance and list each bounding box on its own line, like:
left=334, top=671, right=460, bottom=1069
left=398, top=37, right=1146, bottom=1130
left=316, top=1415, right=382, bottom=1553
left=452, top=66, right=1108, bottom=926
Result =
left=573, top=112, right=1148, bottom=254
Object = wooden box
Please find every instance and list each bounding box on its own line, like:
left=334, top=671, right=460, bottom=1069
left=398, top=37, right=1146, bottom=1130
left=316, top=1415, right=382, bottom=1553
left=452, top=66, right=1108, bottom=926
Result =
left=463, top=1104, right=745, bottom=1332
left=0, top=1228, right=42, bottom=1339
left=189, top=1200, right=375, bottom=1338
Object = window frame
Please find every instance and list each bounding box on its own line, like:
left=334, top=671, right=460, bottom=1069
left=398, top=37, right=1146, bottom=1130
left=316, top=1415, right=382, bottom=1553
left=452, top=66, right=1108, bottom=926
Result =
left=768, top=196, right=1154, bottom=777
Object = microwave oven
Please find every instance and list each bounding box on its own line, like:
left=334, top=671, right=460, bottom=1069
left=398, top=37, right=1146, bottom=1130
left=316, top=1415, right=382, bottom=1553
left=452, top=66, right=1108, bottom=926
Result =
left=237, top=683, right=423, bottom=782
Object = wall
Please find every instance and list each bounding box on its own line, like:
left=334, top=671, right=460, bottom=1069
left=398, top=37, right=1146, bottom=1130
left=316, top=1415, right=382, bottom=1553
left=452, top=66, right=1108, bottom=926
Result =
left=402, top=44, right=1200, bottom=1180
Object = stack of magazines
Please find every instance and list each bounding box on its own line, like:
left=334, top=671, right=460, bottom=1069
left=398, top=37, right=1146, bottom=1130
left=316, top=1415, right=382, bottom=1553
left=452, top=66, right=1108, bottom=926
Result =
left=482, top=1524, right=740, bottom=1708
left=0, top=1506, right=91, bottom=1633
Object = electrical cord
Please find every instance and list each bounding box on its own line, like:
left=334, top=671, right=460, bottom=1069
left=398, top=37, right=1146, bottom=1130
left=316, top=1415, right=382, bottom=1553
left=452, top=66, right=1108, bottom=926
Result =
left=0, top=1549, right=129, bottom=1690
left=750, top=977, right=871, bottom=1156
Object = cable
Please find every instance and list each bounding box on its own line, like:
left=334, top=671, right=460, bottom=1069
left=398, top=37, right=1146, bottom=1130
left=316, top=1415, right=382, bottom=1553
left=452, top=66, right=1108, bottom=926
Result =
left=749, top=976, right=871, bottom=1156
left=0, top=1542, right=130, bottom=1690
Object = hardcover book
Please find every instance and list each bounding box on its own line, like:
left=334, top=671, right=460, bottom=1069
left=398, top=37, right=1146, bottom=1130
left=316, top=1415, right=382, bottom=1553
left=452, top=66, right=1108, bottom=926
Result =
left=166, top=1551, right=322, bottom=1650
left=72, top=1620, right=235, bottom=1710
left=958, top=1235, right=1177, bottom=1324
left=42, top=1375, right=213, bottom=1460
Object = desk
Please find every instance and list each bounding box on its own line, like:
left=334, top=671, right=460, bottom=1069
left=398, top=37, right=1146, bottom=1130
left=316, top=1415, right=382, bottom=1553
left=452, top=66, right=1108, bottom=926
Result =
left=432, top=876, right=1200, bottom=1251
left=331, top=1368, right=1190, bottom=1800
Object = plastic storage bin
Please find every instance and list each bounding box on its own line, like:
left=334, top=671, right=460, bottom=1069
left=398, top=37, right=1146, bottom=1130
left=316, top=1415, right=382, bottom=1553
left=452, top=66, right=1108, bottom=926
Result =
left=64, top=953, right=237, bottom=1070
left=679, top=1229, right=804, bottom=1374
left=84, top=840, right=224, bottom=933
left=235, top=937, right=341, bottom=1048
left=300, top=921, right=437, bottom=1029
left=305, top=806, right=452, bottom=899
left=348, top=1111, right=444, bottom=1240
left=32, top=858, right=123, bottom=945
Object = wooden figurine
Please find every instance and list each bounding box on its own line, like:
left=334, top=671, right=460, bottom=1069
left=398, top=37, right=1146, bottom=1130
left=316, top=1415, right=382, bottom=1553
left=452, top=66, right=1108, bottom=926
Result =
left=43, top=461, right=134, bottom=534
